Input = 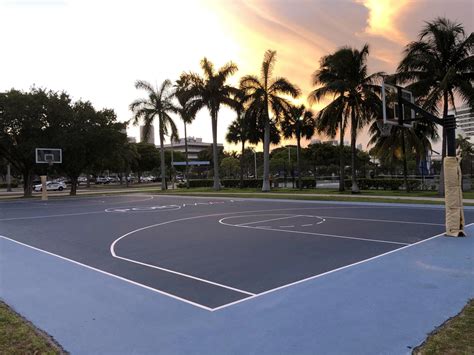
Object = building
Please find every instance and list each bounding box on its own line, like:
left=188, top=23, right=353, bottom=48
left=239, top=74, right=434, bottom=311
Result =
left=140, top=125, right=155, bottom=144
left=163, top=137, right=223, bottom=160
left=450, top=105, right=474, bottom=140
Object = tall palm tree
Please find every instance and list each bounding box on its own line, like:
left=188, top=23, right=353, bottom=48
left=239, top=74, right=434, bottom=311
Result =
left=240, top=50, right=300, bottom=192
left=174, top=74, right=198, bottom=189
left=281, top=105, right=316, bottom=190
left=226, top=95, right=249, bottom=188
left=309, top=44, right=382, bottom=193
left=397, top=17, right=473, bottom=158
left=183, top=58, right=239, bottom=190
left=130, top=79, right=178, bottom=190
left=396, top=17, right=473, bottom=195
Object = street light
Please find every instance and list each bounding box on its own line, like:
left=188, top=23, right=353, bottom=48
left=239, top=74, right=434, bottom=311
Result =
left=251, top=147, right=257, bottom=180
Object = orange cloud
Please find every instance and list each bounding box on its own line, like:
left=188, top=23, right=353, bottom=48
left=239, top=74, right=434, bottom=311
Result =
left=356, top=0, right=411, bottom=45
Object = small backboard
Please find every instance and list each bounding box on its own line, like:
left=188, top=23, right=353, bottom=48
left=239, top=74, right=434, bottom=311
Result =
left=382, top=82, right=415, bottom=128
left=35, top=148, right=62, bottom=165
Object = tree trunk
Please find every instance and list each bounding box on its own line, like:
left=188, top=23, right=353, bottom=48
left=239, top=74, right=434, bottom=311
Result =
left=350, top=110, right=359, bottom=194
left=240, top=140, right=245, bottom=188
left=401, top=130, right=410, bottom=192
left=211, top=111, right=220, bottom=191
left=70, top=176, right=78, bottom=196
left=23, top=170, right=33, bottom=197
left=297, top=134, right=302, bottom=190
left=86, top=174, right=91, bottom=188
left=438, top=91, right=449, bottom=196
left=339, top=118, right=345, bottom=192
left=184, top=122, right=190, bottom=189
left=262, top=105, right=271, bottom=192
left=159, top=122, right=166, bottom=191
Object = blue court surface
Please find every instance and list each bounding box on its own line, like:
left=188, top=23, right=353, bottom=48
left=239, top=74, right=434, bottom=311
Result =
left=1, top=194, right=473, bottom=354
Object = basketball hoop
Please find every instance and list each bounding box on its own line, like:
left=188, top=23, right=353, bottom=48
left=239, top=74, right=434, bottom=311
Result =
left=376, top=119, right=392, bottom=137
left=45, top=154, right=54, bottom=167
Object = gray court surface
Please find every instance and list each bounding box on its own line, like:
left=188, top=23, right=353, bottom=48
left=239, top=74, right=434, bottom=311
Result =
left=1, top=194, right=473, bottom=354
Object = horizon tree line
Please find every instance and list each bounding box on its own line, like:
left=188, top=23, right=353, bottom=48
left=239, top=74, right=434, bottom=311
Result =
left=1, top=17, right=472, bottom=196
left=130, top=16, right=472, bottom=193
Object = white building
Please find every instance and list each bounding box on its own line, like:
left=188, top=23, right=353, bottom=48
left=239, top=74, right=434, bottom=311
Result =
left=449, top=105, right=474, bottom=140
left=140, top=125, right=155, bottom=144
left=163, top=137, right=223, bottom=160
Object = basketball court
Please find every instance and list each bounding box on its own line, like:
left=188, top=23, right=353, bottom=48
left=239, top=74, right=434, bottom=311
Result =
left=1, top=193, right=473, bottom=353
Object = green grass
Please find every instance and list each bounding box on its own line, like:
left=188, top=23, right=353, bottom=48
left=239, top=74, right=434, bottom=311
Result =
left=154, top=188, right=474, bottom=206
left=3, top=185, right=474, bottom=205
left=0, top=301, right=66, bottom=354
left=413, top=299, right=474, bottom=355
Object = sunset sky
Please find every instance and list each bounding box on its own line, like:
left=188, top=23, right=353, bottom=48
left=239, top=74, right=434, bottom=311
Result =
left=0, top=0, right=472, bottom=151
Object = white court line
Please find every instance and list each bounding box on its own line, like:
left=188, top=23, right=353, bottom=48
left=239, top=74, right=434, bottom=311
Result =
left=3, top=205, right=456, bottom=312
left=111, top=254, right=255, bottom=296
left=317, top=215, right=444, bottom=226
left=211, top=223, right=474, bottom=311
left=280, top=225, right=295, bottom=228
left=237, top=215, right=302, bottom=226
left=219, top=215, right=410, bottom=245
left=219, top=216, right=409, bottom=246
left=0, top=235, right=216, bottom=312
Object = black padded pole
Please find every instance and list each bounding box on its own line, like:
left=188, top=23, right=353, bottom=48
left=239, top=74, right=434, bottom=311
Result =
left=446, top=115, right=456, bottom=157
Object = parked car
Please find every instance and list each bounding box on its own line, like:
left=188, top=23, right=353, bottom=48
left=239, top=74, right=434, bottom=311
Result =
left=95, top=177, right=111, bottom=184
left=34, top=181, right=67, bottom=192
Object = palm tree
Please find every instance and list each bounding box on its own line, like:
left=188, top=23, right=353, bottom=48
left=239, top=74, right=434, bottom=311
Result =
left=397, top=17, right=473, bottom=158
left=226, top=100, right=249, bottom=188
left=130, top=79, right=178, bottom=190
left=174, top=74, right=198, bottom=189
left=309, top=44, right=382, bottom=193
left=369, top=119, right=437, bottom=191
left=396, top=17, right=473, bottom=195
left=183, top=58, right=239, bottom=190
left=240, top=50, right=300, bottom=192
left=281, top=105, right=316, bottom=190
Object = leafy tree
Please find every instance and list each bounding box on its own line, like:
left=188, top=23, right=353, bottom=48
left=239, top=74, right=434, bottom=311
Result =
left=183, top=58, right=239, bottom=190
left=220, top=156, right=240, bottom=178
left=281, top=105, right=316, bottom=189
left=309, top=44, right=382, bottom=193
left=369, top=115, right=437, bottom=191
left=0, top=88, right=70, bottom=196
left=240, top=50, right=300, bottom=191
left=131, top=142, right=160, bottom=182
left=130, top=80, right=178, bottom=190
left=56, top=102, right=127, bottom=195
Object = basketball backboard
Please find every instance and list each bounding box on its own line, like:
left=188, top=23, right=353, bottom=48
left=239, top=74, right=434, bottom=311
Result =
left=382, top=82, right=415, bottom=128
left=35, top=148, right=62, bottom=164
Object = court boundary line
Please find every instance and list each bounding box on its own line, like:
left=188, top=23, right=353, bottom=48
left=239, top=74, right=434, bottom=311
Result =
left=211, top=223, right=473, bottom=311
left=0, top=235, right=216, bottom=312
left=3, top=206, right=463, bottom=312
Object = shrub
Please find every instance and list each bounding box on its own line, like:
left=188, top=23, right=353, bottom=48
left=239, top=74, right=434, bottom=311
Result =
left=344, top=178, right=421, bottom=191
left=0, top=183, right=19, bottom=188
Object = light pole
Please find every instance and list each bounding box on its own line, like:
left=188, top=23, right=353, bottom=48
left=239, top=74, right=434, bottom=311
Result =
left=170, top=137, right=175, bottom=189
left=254, top=148, right=257, bottom=180
left=6, top=163, right=12, bottom=192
